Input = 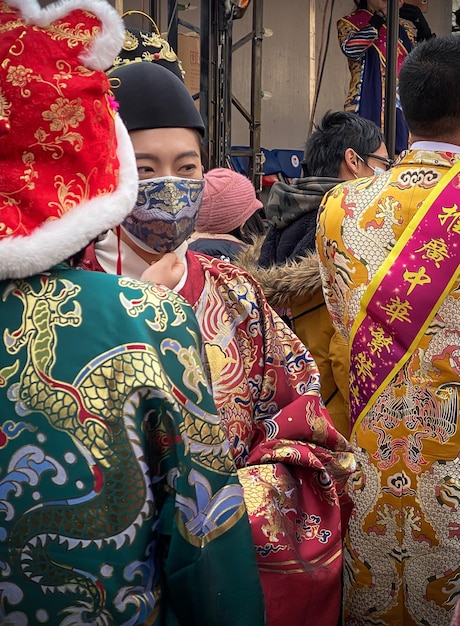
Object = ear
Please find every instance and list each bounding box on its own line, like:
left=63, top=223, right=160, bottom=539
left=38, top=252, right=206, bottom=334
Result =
left=342, top=147, right=360, bottom=179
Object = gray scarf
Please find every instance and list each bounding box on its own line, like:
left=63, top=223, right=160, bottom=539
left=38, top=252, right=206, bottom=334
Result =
left=265, top=176, right=342, bottom=229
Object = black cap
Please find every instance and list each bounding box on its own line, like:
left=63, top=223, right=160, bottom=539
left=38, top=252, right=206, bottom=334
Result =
left=110, top=61, right=205, bottom=136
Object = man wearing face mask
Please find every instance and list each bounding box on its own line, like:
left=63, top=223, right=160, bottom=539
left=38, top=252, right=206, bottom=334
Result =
left=79, top=60, right=356, bottom=626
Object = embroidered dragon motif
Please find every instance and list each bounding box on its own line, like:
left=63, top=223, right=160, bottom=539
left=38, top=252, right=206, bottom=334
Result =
left=2, top=275, right=232, bottom=623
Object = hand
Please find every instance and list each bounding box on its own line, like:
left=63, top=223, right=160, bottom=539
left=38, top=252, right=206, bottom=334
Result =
left=369, top=11, right=386, bottom=31
left=141, top=252, right=185, bottom=289
left=399, top=2, right=434, bottom=41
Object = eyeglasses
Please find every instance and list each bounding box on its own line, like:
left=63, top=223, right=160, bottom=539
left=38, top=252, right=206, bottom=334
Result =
left=356, top=152, right=394, bottom=175
left=365, top=153, right=394, bottom=171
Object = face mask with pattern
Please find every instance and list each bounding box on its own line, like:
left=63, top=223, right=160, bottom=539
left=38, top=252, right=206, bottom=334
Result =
left=122, top=176, right=204, bottom=254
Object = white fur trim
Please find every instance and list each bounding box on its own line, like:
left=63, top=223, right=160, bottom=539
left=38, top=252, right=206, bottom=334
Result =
left=0, top=115, right=138, bottom=279
left=9, top=0, right=124, bottom=70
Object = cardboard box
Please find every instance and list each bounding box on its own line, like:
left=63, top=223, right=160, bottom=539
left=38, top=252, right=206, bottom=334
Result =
left=177, top=32, right=200, bottom=99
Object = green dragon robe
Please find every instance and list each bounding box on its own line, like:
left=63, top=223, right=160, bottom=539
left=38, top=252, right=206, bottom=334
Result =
left=0, top=265, right=265, bottom=626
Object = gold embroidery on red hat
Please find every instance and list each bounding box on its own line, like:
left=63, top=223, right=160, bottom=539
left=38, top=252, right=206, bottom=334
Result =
left=6, top=64, right=33, bottom=95
left=43, top=19, right=100, bottom=47
left=10, top=60, right=91, bottom=159
left=43, top=97, right=85, bottom=133
left=51, top=168, right=96, bottom=217
left=0, top=0, right=138, bottom=279
left=0, top=5, right=121, bottom=239
left=0, top=19, right=23, bottom=33
left=0, top=88, right=11, bottom=136
left=0, top=152, right=37, bottom=234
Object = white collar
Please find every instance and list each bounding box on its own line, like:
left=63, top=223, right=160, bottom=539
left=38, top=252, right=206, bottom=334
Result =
left=94, top=230, right=188, bottom=292
left=410, top=140, right=460, bottom=154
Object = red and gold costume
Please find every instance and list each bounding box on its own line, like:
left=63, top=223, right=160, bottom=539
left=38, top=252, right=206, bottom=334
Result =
left=81, top=240, right=356, bottom=626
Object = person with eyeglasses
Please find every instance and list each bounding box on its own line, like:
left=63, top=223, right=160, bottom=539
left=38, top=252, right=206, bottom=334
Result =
left=317, top=36, right=460, bottom=625
left=237, top=110, right=388, bottom=441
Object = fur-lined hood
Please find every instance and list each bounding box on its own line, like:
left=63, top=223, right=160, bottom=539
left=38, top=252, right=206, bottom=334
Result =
left=236, top=236, right=322, bottom=309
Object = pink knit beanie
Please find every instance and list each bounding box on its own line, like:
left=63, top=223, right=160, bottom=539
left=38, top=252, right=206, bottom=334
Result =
left=196, top=168, right=263, bottom=233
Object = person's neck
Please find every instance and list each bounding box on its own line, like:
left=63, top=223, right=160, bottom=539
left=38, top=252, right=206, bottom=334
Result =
left=118, top=228, right=164, bottom=264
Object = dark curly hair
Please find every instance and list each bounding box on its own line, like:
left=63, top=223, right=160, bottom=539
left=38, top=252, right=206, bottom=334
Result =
left=302, top=110, right=384, bottom=178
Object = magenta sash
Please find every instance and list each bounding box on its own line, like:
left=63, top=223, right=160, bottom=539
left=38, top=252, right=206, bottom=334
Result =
left=349, top=161, right=460, bottom=433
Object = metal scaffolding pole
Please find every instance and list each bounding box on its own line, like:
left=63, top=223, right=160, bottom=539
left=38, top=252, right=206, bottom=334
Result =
left=216, top=2, right=233, bottom=171
left=384, top=0, right=399, bottom=157
left=248, top=0, right=263, bottom=185
left=165, top=0, right=264, bottom=183
left=167, top=0, right=215, bottom=170
left=167, top=0, right=179, bottom=51
left=200, top=0, right=213, bottom=170
left=229, top=0, right=264, bottom=187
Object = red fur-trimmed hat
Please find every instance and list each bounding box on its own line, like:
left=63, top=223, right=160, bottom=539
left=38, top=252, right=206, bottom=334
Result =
left=0, top=0, right=138, bottom=279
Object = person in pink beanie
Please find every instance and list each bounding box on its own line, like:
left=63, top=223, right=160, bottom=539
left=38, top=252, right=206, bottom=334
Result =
left=188, top=167, right=265, bottom=262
